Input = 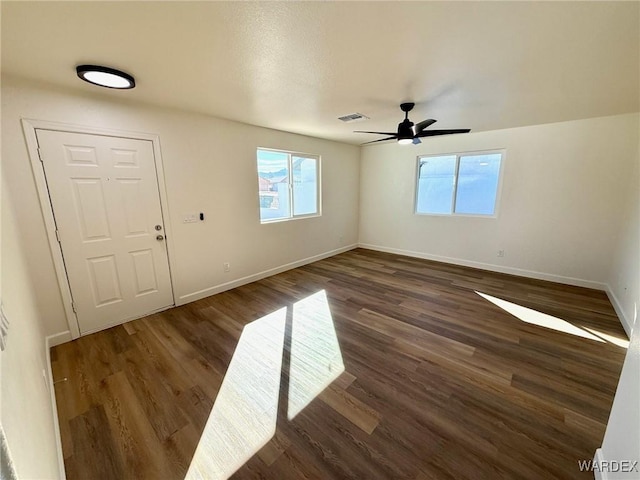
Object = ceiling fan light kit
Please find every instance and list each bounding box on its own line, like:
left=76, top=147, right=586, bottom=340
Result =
left=76, top=64, right=135, bottom=89
left=355, top=102, right=470, bottom=145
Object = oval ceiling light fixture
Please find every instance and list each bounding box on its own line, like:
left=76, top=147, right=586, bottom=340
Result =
left=76, top=64, right=135, bottom=89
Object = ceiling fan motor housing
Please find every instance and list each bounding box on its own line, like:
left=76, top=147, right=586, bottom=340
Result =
left=354, top=101, right=470, bottom=144
left=398, top=119, right=415, bottom=140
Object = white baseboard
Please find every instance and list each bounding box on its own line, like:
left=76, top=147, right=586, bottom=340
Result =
left=358, top=244, right=637, bottom=335
left=45, top=336, right=67, bottom=480
left=178, top=244, right=359, bottom=305
left=357, top=243, right=608, bottom=291
left=594, top=448, right=607, bottom=480
left=46, top=331, right=72, bottom=348
left=605, top=287, right=633, bottom=338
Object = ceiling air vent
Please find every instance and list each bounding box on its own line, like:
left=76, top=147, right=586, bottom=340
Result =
left=338, top=113, right=370, bottom=123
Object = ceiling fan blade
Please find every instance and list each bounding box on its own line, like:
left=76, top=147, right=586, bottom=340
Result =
left=412, top=137, right=422, bottom=145
left=361, top=136, right=398, bottom=145
left=354, top=131, right=397, bottom=135
left=416, top=129, right=471, bottom=137
left=413, top=119, right=437, bottom=134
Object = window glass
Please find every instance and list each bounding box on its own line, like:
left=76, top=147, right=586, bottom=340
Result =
left=257, top=150, right=290, bottom=222
left=292, top=156, right=318, bottom=216
left=416, top=151, right=503, bottom=217
left=257, top=149, right=319, bottom=222
left=454, top=153, right=502, bottom=215
left=416, top=155, right=456, bottom=214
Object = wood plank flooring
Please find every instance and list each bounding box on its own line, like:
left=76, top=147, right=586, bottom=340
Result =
left=51, top=248, right=628, bottom=479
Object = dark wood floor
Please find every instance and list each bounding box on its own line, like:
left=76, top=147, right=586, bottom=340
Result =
left=51, top=248, right=628, bottom=479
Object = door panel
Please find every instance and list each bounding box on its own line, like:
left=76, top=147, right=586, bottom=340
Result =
left=111, top=148, right=139, bottom=167
left=64, top=144, right=98, bottom=165
left=71, top=178, right=111, bottom=240
left=36, top=129, right=173, bottom=335
left=130, top=249, right=159, bottom=296
left=87, top=255, right=123, bottom=307
left=117, top=178, right=149, bottom=236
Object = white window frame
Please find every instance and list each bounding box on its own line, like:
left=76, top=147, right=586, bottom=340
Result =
left=257, top=148, right=321, bottom=224
left=414, top=149, right=505, bottom=218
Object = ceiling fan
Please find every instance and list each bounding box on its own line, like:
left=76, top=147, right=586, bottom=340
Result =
left=355, top=102, right=470, bottom=145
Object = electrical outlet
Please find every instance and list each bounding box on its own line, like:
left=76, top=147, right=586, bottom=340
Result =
left=223, top=262, right=231, bottom=273
left=497, top=250, right=505, bottom=258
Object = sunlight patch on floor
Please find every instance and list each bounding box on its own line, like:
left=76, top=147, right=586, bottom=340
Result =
left=475, top=291, right=605, bottom=343
left=185, top=290, right=344, bottom=479
left=582, top=327, right=629, bottom=348
left=184, top=307, right=286, bottom=480
left=288, top=290, right=345, bottom=420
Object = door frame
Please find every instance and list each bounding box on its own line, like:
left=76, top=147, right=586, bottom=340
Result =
left=22, top=118, right=177, bottom=339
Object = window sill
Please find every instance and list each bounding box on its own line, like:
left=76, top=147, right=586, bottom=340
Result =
left=260, top=213, right=321, bottom=225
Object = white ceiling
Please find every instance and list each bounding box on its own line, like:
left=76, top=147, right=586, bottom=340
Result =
left=2, top=1, right=639, bottom=145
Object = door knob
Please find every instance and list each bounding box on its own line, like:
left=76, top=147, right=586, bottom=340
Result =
left=156, top=235, right=165, bottom=241
left=155, top=225, right=163, bottom=231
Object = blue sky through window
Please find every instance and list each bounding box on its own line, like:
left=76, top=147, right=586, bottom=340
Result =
left=416, top=151, right=502, bottom=216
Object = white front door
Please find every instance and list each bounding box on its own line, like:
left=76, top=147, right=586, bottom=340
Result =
left=36, top=129, right=174, bottom=335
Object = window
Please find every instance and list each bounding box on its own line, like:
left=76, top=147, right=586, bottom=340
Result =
left=257, top=148, right=320, bottom=222
left=416, top=150, right=503, bottom=216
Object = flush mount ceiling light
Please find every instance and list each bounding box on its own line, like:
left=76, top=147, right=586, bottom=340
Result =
left=76, top=65, right=135, bottom=89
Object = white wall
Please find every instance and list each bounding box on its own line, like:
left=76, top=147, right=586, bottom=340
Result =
left=359, top=113, right=640, bottom=291
left=596, top=322, right=640, bottom=479
left=2, top=74, right=360, bottom=338
left=1, top=187, right=61, bottom=479
left=595, top=120, right=639, bottom=479
left=1, top=74, right=360, bottom=479
left=607, top=135, right=639, bottom=335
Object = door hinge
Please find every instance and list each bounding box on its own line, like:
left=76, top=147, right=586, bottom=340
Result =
left=37, top=148, right=43, bottom=162
left=55, top=230, right=61, bottom=243
left=71, top=302, right=77, bottom=314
